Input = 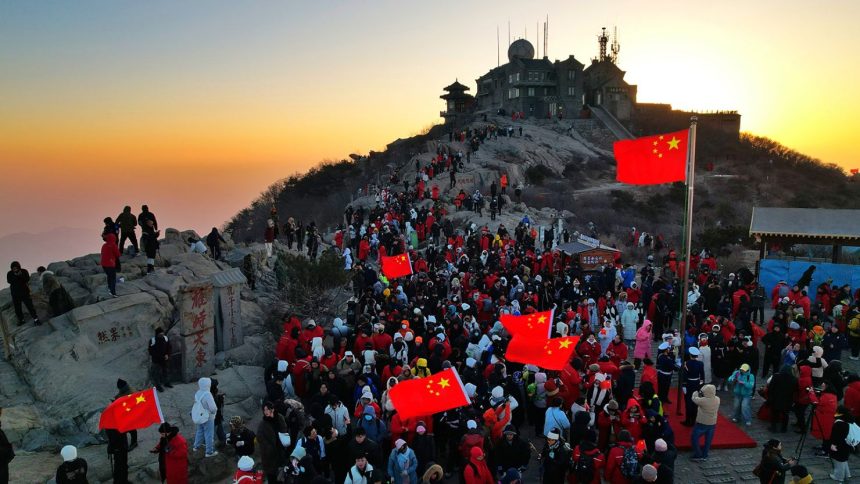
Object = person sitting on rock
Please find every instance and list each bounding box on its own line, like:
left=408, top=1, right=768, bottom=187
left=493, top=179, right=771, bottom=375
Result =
left=55, top=445, right=88, bottom=484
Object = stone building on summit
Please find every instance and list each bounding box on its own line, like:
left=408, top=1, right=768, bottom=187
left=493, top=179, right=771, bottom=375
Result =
left=466, top=29, right=638, bottom=122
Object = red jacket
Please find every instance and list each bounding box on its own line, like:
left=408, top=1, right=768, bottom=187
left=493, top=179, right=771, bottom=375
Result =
left=275, top=335, right=298, bottom=363
left=640, top=365, right=658, bottom=392
left=845, top=381, right=860, bottom=419
left=572, top=444, right=605, bottom=484
left=156, top=432, right=188, bottom=484
left=811, top=392, right=837, bottom=440
left=100, top=233, right=121, bottom=268
left=604, top=441, right=637, bottom=484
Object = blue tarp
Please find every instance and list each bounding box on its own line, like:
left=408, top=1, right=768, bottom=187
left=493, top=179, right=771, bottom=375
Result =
left=759, top=259, right=860, bottom=302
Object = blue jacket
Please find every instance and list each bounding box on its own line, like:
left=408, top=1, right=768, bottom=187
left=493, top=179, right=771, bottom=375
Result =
left=543, top=406, right=571, bottom=437
left=728, top=370, right=755, bottom=398
left=388, top=447, right=418, bottom=484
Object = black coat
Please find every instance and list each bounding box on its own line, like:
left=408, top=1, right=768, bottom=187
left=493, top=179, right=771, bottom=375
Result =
left=830, top=418, right=852, bottom=461
left=6, top=269, right=30, bottom=298
left=56, top=458, right=88, bottom=484
left=0, top=427, right=12, bottom=484
left=492, top=434, right=530, bottom=472
left=767, top=369, right=797, bottom=412
left=257, top=415, right=288, bottom=475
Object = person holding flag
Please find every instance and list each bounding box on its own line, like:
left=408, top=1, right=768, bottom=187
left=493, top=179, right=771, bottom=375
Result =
left=99, top=386, right=164, bottom=484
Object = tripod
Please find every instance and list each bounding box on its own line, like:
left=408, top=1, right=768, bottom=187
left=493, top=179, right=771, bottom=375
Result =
left=794, top=402, right=828, bottom=464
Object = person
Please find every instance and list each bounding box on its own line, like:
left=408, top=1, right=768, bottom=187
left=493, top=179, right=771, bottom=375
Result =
left=257, top=401, right=290, bottom=483
left=188, top=237, right=208, bottom=255
left=682, top=347, right=705, bottom=426
left=655, top=343, right=675, bottom=404
left=226, top=416, right=256, bottom=457
left=0, top=410, right=11, bottom=484
left=757, top=439, right=796, bottom=484
left=141, top=217, right=160, bottom=273
left=148, top=328, right=172, bottom=392
left=55, top=445, right=88, bottom=484
left=191, top=377, right=218, bottom=457
left=138, top=204, right=158, bottom=231
left=101, top=232, right=121, bottom=297
left=539, top=429, right=572, bottom=484
left=7, top=261, right=40, bottom=325
left=345, top=453, right=377, bottom=484
left=232, top=455, right=264, bottom=483
left=264, top=219, right=275, bottom=258
left=388, top=438, right=418, bottom=484
left=603, top=429, right=637, bottom=484
left=492, top=424, right=530, bottom=477
left=114, top=379, right=139, bottom=450
left=571, top=429, right=604, bottom=484
left=116, top=206, right=139, bottom=255
left=828, top=405, right=853, bottom=483
left=690, top=384, right=720, bottom=461
left=211, top=378, right=226, bottom=444
left=206, top=228, right=227, bottom=260
left=105, top=428, right=129, bottom=484
left=767, top=365, right=797, bottom=433
left=462, top=446, right=494, bottom=484
left=728, top=363, right=755, bottom=426
left=152, top=422, right=188, bottom=484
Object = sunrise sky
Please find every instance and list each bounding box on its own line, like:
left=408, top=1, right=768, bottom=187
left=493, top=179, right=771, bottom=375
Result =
left=2, top=0, right=859, bottom=246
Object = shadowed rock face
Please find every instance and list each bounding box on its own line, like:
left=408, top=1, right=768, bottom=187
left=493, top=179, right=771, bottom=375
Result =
left=0, top=231, right=272, bottom=463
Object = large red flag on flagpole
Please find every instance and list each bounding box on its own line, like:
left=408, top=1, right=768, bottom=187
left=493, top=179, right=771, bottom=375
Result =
left=389, top=367, right=470, bottom=419
left=499, top=309, right=554, bottom=339
left=99, top=387, right=164, bottom=432
left=380, top=253, right=413, bottom=279
left=504, top=336, right=580, bottom=370
left=614, top=129, right=689, bottom=185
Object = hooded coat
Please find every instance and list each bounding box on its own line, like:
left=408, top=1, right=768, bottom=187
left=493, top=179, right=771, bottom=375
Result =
left=193, top=378, right=217, bottom=422
left=633, top=322, right=653, bottom=359
left=621, top=304, right=639, bottom=341
left=463, top=447, right=495, bottom=484
left=691, top=384, right=720, bottom=426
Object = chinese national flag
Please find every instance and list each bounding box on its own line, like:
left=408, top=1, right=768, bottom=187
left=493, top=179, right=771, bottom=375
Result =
left=504, top=336, right=580, bottom=370
left=614, top=129, right=689, bottom=184
left=380, top=253, right=413, bottom=279
left=389, top=367, right=470, bottom=419
left=99, top=388, right=164, bottom=432
left=499, top=309, right=554, bottom=338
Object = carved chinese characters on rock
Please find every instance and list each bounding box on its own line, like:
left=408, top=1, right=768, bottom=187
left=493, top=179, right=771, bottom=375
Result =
left=96, top=325, right=135, bottom=345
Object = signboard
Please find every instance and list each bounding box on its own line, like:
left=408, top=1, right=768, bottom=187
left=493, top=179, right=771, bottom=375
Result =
left=577, top=234, right=601, bottom=248
left=577, top=249, right=617, bottom=271
left=217, top=285, right=244, bottom=351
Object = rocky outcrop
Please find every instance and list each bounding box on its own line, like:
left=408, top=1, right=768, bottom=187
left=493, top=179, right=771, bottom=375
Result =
left=0, top=230, right=278, bottom=482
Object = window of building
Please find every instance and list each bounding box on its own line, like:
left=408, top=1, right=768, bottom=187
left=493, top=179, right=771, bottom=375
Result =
left=528, top=87, right=535, bottom=97
left=568, top=70, right=575, bottom=81
left=544, top=88, right=549, bottom=95
left=567, top=87, right=575, bottom=97
left=508, top=88, right=519, bottom=99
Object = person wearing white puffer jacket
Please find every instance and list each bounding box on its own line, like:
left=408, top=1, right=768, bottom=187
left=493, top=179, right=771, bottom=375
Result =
left=191, top=377, right=219, bottom=457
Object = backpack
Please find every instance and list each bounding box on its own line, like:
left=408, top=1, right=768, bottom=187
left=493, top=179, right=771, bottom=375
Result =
left=620, top=445, right=639, bottom=478
left=191, top=394, right=210, bottom=425
left=573, top=451, right=596, bottom=483
left=846, top=421, right=860, bottom=448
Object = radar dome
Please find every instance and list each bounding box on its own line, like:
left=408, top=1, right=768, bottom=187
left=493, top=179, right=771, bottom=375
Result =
left=507, top=39, right=535, bottom=62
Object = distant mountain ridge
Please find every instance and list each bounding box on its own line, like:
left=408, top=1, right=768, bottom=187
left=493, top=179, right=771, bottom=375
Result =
left=0, top=227, right=97, bottom=287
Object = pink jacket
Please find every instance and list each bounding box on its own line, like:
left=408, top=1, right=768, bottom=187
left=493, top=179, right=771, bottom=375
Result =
left=633, top=321, right=653, bottom=359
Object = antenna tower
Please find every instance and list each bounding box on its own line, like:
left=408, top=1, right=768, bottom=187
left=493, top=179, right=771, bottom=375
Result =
left=497, top=25, right=500, bottom=67
left=544, top=15, right=548, bottom=58
left=598, top=27, right=609, bottom=62
left=611, top=26, right=620, bottom=63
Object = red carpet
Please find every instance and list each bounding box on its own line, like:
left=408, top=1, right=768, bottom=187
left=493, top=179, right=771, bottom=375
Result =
left=662, top=393, right=757, bottom=450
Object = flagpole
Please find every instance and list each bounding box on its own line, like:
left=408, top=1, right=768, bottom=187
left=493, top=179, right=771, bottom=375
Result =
left=675, top=116, right=697, bottom=416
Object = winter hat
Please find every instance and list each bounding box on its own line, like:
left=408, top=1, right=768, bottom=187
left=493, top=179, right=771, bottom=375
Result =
left=491, top=386, right=504, bottom=399
left=394, top=438, right=407, bottom=450
left=290, top=446, right=306, bottom=460
left=546, top=430, right=560, bottom=440
left=655, top=439, right=668, bottom=452
left=277, top=360, right=288, bottom=372
left=465, top=383, right=477, bottom=398
left=238, top=455, right=254, bottom=471
left=588, top=364, right=601, bottom=372
left=544, top=380, right=559, bottom=396
left=606, top=400, right=619, bottom=412
left=641, top=464, right=658, bottom=481
left=361, top=390, right=373, bottom=400
left=467, top=419, right=478, bottom=430
left=813, top=346, right=823, bottom=358
left=60, top=445, right=77, bottom=461
left=116, top=378, right=128, bottom=390
left=416, top=425, right=426, bottom=434
left=503, top=424, right=516, bottom=435
left=466, top=357, right=477, bottom=368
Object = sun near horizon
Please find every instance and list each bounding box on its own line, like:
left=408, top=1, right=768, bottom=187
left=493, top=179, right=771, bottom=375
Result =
left=1, top=0, right=859, bottom=239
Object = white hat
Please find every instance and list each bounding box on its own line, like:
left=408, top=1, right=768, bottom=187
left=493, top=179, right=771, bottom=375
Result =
left=238, top=455, right=254, bottom=471
left=655, top=439, right=668, bottom=452
left=467, top=419, right=477, bottom=430
left=361, top=391, right=373, bottom=400
left=658, top=342, right=670, bottom=351
left=61, top=445, right=77, bottom=462
left=546, top=431, right=560, bottom=440
left=307, top=319, right=316, bottom=327
left=395, top=438, right=407, bottom=449
left=491, top=386, right=504, bottom=399
left=689, top=347, right=701, bottom=357
left=277, top=360, right=288, bottom=372
left=461, top=303, right=470, bottom=311
left=345, top=351, right=354, bottom=357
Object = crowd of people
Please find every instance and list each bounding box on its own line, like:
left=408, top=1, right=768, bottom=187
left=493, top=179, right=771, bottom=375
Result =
left=3, top=140, right=860, bottom=484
